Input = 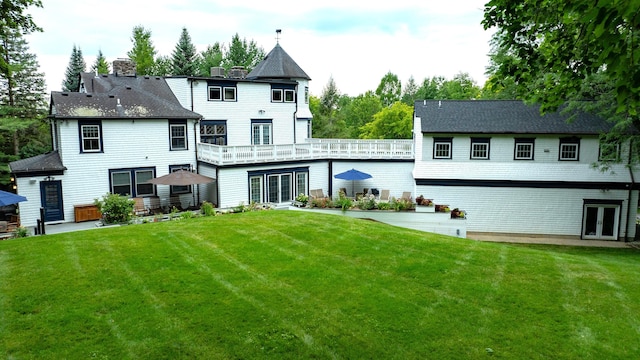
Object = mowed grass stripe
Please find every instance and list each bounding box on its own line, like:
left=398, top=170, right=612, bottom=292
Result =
left=2, top=211, right=640, bottom=359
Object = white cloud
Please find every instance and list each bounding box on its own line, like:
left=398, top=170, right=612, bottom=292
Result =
left=25, top=0, right=493, bottom=97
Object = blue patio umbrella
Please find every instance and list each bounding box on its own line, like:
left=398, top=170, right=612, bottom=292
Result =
left=0, top=190, right=27, bottom=206
left=334, top=168, right=372, bottom=196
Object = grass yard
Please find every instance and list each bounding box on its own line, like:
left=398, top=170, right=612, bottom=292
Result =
left=1, top=211, right=639, bottom=359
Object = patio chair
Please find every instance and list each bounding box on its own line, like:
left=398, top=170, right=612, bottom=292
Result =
left=401, top=192, right=412, bottom=201
left=379, top=189, right=390, bottom=202
left=339, top=187, right=348, bottom=197
left=169, top=195, right=183, bottom=211
left=310, top=189, right=327, bottom=200
left=133, top=197, right=148, bottom=216
left=148, top=197, right=162, bottom=214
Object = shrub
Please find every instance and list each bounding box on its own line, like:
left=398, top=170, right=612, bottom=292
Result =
left=357, top=195, right=377, bottom=210
left=94, top=193, right=134, bottom=224
left=12, top=226, right=29, bottom=238
left=310, top=197, right=333, bottom=208
left=295, top=193, right=309, bottom=206
left=377, top=201, right=392, bottom=210
left=391, top=197, right=414, bottom=212
left=180, top=211, right=195, bottom=220
left=201, top=201, right=216, bottom=216
left=335, top=196, right=353, bottom=211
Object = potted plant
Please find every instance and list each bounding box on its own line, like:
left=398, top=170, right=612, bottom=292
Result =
left=293, top=193, right=309, bottom=207
left=450, top=208, right=466, bottom=219
left=415, top=195, right=435, bottom=213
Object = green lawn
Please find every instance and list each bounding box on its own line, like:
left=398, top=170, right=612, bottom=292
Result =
left=1, top=211, right=639, bottom=359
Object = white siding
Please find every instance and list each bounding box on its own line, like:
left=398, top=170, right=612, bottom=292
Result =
left=164, top=78, right=192, bottom=109
left=17, top=118, right=199, bottom=227
left=331, top=162, right=415, bottom=199
left=415, top=185, right=636, bottom=239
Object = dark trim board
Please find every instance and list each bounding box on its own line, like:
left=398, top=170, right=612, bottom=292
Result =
left=415, top=178, right=635, bottom=190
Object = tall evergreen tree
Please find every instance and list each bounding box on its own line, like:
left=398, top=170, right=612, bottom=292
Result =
left=127, top=25, right=156, bottom=75
left=198, top=42, right=224, bottom=77
left=401, top=76, right=419, bottom=105
left=90, top=49, right=110, bottom=75
left=222, top=33, right=265, bottom=72
left=170, top=27, right=199, bottom=76
left=62, top=45, right=85, bottom=92
left=0, top=29, right=48, bottom=184
left=0, top=0, right=43, bottom=75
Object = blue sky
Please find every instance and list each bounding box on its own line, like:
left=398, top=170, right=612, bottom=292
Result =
left=26, top=0, right=493, bottom=96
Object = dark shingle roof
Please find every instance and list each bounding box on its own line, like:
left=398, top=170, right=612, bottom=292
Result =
left=9, top=150, right=67, bottom=175
left=415, top=100, right=613, bottom=135
left=50, top=74, right=202, bottom=119
left=246, top=43, right=311, bottom=80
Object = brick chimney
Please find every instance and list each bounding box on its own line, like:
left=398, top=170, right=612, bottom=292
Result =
left=113, top=58, right=136, bottom=76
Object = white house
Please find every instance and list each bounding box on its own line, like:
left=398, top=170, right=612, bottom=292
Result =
left=9, top=41, right=636, bottom=242
left=9, top=60, right=202, bottom=228
left=413, top=100, right=639, bottom=241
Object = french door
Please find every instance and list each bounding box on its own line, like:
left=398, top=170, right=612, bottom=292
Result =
left=582, top=204, right=620, bottom=240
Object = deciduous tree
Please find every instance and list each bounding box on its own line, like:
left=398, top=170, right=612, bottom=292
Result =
left=360, top=101, right=413, bottom=139
left=127, top=25, right=156, bottom=75
left=223, top=33, right=265, bottom=72
left=199, top=43, right=224, bottom=77
left=375, top=71, right=401, bottom=107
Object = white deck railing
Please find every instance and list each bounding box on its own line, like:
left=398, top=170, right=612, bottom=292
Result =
left=197, top=139, right=414, bottom=166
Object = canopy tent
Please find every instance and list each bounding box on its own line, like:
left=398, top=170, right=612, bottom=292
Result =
left=334, top=168, right=372, bottom=197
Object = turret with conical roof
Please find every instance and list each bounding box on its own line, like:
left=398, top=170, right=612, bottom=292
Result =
left=246, top=43, right=311, bottom=81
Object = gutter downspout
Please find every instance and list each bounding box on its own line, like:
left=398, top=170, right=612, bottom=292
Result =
left=293, top=83, right=298, bottom=144
left=626, top=144, right=635, bottom=242
left=194, top=118, right=200, bottom=205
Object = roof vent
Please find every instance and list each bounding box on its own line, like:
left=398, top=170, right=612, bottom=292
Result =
left=228, top=66, right=247, bottom=79
left=210, top=67, right=225, bottom=78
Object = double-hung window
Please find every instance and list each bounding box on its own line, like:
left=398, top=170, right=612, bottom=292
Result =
left=252, top=120, right=272, bottom=145
left=514, top=138, right=535, bottom=160
left=470, top=138, right=490, bottom=160
left=79, top=120, right=103, bottom=153
left=109, top=168, right=155, bottom=197
left=433, top=137, right=452, bottom=159
left=559, top=137, right=580, bottom=161
left=170, top=121, right=187, bottom=150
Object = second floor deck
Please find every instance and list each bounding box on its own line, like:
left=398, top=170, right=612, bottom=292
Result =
left=197, top=139, right=415, bottom=166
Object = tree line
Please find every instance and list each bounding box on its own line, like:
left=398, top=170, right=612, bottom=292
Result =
left=62, top=26, right=265, bottom=92
left=2, top=0, right=637, bottom=186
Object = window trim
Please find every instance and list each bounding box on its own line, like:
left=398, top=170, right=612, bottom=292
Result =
left=200, top=120, right=227, bottom=145
left=559, top=137, right=580, bottom=161
left=433, top=137, right=452, bottom=159
left=207, top=84, right=237, bottom=102
left=598, top=141, right=620, bottom=162
left=284, top=89, right=295, bottom=102
left=251, top=119, right=272, bottom=145
left=514, top=138, right=535, bottom=160
left=109, top=167, right=156, bottom=197
left=169, top=121, right=188, bottom=151
left=470, top=138, right=490, bottom=160
left=271, top=89, right=283, bottom=102
left=78, top=120, right=103, bottom=153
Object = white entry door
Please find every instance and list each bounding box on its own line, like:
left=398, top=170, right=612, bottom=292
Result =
left=582, top=204, right=620, bottom=240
